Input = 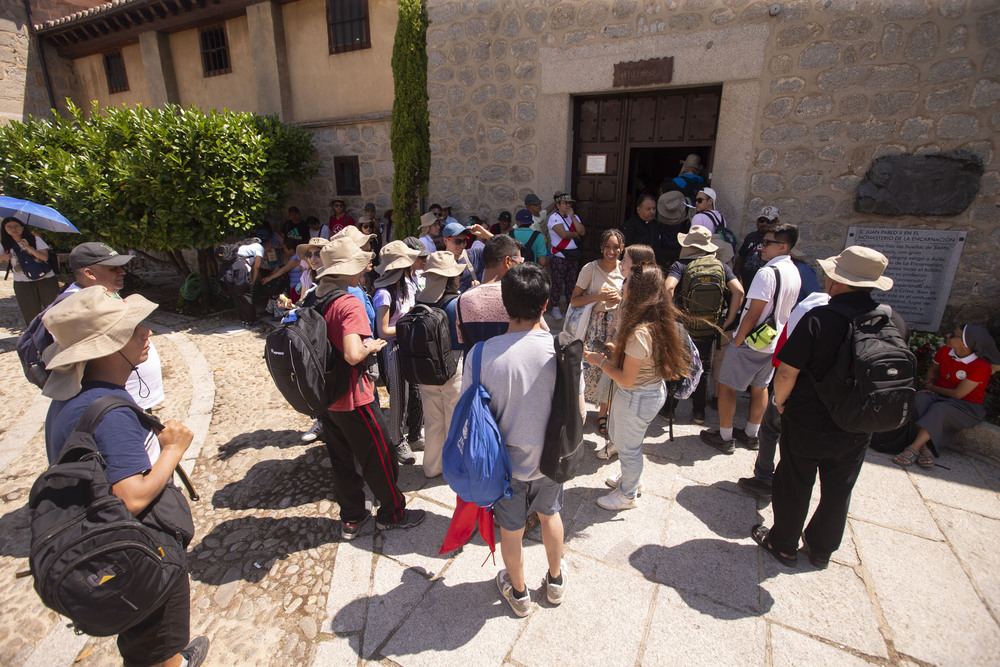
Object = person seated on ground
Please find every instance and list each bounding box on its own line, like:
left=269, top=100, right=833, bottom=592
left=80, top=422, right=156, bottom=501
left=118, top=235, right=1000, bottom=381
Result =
left=41, top=286, right=210, bottom=667
left=490, top=211, right=514, bottom=236
left=893, top=325, right=1000, bottom=468
left=306, top=214, right=330, bottom=241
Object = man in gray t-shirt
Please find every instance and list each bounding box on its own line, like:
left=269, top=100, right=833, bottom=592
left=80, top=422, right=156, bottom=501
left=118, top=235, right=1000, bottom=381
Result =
left=460, top=263, right=567, bottom=617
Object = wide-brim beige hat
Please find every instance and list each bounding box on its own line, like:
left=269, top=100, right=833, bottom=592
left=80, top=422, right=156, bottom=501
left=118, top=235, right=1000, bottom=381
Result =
left=422, top=250, right=467, bottom=278
left=332, top=224, right=376, bottom=248
left=296, top=237, right=329, bottom=259
left=417, top=274, right=450, bottom=304
left=677, top=225, right=718, bottom=253
left=376, top=240, right=420, bottom=275
left=419, top=211, right=439, bottom=229
left=41, top=286, right=158, bottom=400
left=315, top=236, right=374, bottom=280
left=373, top=268, right=406, bottom=289
left=657, top=191, right=686, bottom=225
left=817, top=246, right=893, bottom=290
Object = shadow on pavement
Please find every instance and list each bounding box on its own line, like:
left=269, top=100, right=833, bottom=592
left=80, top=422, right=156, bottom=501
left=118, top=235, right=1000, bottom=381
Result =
left=0, top=504, right=30, bottom=558
left=215, top=428, right=306, bottom=461
left=188, top=515, right=340, bottom=584
left=212, top=445, right=334, bottom=510
left=674, top=481, right=756, bottom=540
left=630, top=541, right=774, bottom=618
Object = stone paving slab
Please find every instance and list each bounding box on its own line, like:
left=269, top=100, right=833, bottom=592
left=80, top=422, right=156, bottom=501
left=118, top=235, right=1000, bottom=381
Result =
left=904, top=453, right=1000, bottom=520
left=769, top=624, right=876, bottom=667
left=848, top=455, right=944, bottom=540
left=927, top=503, right=1000, bottom=618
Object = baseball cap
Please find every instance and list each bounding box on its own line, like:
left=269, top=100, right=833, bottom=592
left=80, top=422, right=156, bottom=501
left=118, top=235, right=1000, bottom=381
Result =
left=442, top=222, right=469, bottom=238
left=759, top=206, right=779, bottom=222
left=524, top=193, right=542, bottom=206
left=498, top=211, right=511, bottom=222
left=698, top=187, right=717, bottom=203
left=69, top=242, right=134, bottom=272
left=515, top=209, right=533, bottom=225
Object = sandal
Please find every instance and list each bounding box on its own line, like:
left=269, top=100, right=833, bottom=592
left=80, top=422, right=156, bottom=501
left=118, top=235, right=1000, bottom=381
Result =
left=893, top=447, right=919, bottom=467
left=598, top=416, right=608, bottom=436
left=917, top=447, right=935, bottom=468
left=751, top=524, right=797, bottom=566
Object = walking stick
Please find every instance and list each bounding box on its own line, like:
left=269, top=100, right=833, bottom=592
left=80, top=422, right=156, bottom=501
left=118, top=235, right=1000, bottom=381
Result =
left=175, top=465, right=200, bottom=501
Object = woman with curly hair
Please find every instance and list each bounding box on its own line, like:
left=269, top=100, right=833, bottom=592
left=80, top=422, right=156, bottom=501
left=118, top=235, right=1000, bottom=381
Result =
left=584, top=261, right=690, bottom=510
left=570, top=229, right=625, bottom=436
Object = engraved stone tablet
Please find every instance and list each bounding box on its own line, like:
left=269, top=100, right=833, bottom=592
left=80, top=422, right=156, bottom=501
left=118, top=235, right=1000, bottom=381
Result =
left=613, top=57, right=674, bottom=88
left=846, top=227, right=966, bottom=331
left=855, top=151, right=983, bottom=216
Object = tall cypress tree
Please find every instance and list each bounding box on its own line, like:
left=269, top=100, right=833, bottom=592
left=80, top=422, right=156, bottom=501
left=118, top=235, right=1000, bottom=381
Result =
left=390, top=0, right=430, bottom=239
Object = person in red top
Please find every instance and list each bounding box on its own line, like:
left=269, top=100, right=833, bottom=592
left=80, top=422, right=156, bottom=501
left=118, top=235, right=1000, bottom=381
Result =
left=313, top=236, right=426, bottom=539
left=328, top=199, right=355, bottom=236
left=893, top=325, right=1000, bottom=468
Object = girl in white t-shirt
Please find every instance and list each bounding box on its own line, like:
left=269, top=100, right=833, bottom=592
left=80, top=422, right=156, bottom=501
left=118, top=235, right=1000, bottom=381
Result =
left=1, top=217, right=60, bottom=324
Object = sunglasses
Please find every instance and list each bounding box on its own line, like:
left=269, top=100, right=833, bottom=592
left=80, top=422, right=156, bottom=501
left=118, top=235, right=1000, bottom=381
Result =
left=450, top=237, right=468, bottom=245
left=361, top=224, right=373, bottom=229
left=761, top=239, right=786, bottom=247
left=304, top=250, right=322, bottom=258
left=695, top=198, right=708, bottom=203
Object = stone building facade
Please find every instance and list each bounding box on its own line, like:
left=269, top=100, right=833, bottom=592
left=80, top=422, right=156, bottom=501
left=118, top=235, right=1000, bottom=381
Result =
left=423, top=0, right=999, bottom=328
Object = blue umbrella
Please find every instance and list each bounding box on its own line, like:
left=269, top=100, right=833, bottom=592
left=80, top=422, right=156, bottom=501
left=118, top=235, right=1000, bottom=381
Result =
left=0, top=196, right=80, bottom=234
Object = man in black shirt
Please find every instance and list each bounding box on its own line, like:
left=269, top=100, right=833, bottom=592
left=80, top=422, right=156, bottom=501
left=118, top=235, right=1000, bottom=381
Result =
left=621, top=193, right=677, bottom=269
left=752, top=246, right=907, bottom=569
left=735, top=205, right=778, bottom=289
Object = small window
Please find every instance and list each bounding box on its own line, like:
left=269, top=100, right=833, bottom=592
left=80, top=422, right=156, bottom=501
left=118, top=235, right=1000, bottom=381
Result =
left=103, top=50, right=129, bottom=94
left=334, top=156, right=361, bottom=196
left=327, top=0, right=371, bottom=54
left=200, top=25, right=231, bottom=77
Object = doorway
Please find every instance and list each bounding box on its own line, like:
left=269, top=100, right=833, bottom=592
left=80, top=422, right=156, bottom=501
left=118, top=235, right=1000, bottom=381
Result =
left=571, top=87, right=722, bottom=255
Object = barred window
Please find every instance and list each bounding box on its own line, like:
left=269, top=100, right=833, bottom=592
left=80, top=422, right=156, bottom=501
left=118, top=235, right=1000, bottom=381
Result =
left=327, top=0, right=371, bottom=54
left=200, top=25, right=231, bottom=77
left=103, top=50, right=129, bottom=94
left=334, top=156, right=361, bottom=196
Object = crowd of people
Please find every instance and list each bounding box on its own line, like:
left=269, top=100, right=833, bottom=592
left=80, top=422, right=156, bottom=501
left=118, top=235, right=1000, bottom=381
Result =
left=8, top=168, right=1000, bottom=662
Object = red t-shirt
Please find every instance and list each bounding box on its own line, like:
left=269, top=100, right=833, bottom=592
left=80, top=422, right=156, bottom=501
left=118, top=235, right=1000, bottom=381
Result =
left=328, top=214, right=354, bottom=236
left=324, top=294, right=375, bottom=411
left=934, top=345, right=992, bottom=404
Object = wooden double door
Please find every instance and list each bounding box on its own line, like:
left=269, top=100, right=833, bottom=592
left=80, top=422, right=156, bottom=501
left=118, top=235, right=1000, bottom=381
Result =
left=571, top=87, right=722, bottom=255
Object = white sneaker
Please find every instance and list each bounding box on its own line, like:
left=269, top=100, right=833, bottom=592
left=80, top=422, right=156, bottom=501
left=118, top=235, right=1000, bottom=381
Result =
left=597, top=487, right=639, bottom=510
left=551, top=306, right=563, bottom=320
left=595, top=441, right=617, bottom=460
left=301, top=420, right=322, bottom=442
left=605, top=475, right=643, bottom=496
left=545, top=560, right=567, bottom=605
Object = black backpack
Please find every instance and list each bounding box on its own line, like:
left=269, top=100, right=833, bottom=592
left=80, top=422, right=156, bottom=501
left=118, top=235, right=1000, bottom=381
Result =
left=215, top=243, right=248, bottom=289
left=396, top=295, right=459, bottom=386
left=509, top=229, right=541, bottom=263
left=17, top=289, right=78, bottom=389
left=814, top=303, right=917, bottom=434
left=264, top=289, right=362, bottom=417
left=540, top=331, right=585, bottom=483
left=28, top=396, right=193, bottom=637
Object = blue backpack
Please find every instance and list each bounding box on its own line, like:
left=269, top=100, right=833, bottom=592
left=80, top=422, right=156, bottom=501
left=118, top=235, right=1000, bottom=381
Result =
left=442, top=342, right=512, bottom=508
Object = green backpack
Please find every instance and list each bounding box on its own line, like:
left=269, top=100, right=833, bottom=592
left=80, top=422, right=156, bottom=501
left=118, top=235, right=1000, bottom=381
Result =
left=678, top=256, right=727, bottom=337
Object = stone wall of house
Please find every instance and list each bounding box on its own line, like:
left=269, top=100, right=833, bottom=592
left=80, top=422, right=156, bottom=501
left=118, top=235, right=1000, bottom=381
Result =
left=423, top=0, right=999, bottom=329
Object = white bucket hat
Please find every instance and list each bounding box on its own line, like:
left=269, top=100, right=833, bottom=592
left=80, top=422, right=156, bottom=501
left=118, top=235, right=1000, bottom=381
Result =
left=817, top=246, right=894, bottom=290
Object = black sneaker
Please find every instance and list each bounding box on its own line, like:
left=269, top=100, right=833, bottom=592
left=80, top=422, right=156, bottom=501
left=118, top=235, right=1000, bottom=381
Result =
left=737, top=476, right=772, bottom=499
left=376, top=508, right=426, bottom=531
left=395, top=441, right=416, bottom=465
left=341, top=511, right=371, bottom=541
left=699, top=429, right=735, bottom=455
left=734, top=428, right=760, bottom=451
left=180, top=636, right=210, bottom=667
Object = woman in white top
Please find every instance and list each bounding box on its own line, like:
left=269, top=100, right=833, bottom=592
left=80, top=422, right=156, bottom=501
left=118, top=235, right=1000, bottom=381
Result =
left=2, top=216, right=60, bottom=325
left=569, top=229, right=624, bottom=436
left=373, top=240, right=422, bottom=464
left=546, top=193, right=586, bottom=319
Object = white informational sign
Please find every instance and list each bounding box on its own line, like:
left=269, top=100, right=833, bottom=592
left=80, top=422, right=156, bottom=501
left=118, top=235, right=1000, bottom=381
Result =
left=585, top=154, right=607, bottom=174
left=845, top=227, right=966, bottom=332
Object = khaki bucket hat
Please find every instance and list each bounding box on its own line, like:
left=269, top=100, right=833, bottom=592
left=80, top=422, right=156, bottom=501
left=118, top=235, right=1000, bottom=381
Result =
left=419, top=211, right=439, bottom=229
left=677, top=225, right=719, bottom=253
left=816, top=246, right=894, bottom=290
left=332, top=224, right=375, bottom=248
left=376, top=240, right=421, bottom=275
left=315, top=236, right=374, bottom=281
left=295, top=237, right=329, bottom=259
left=416, top=251, right=467, bottom=303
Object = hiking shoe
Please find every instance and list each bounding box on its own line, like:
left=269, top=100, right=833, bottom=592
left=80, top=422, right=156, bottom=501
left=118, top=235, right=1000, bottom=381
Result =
left=737, top=477, right=772, bottom=499
left=301, top=420, right=323, bottom=442
left=376, top=508, right=426, bottom=531
left=734, top=428, right=760, bottom=451
left=496, top=569, right=532, bottom=617
left=596, top=441, right=617, bottom=460
left=180, top=636, right=210, bottom=667
left=699, top=429, right=735, bottom=455
left=551, top=306, right=563, bottom=320
left=605, top=474, right=643, bottom=496
left=341, top=511, right=371, bottom=541
left=597, top=487, right=639, bottom=510
left=395, top=440, right=416, bottom=465
left=406, top=435, right=424, bottom=451
left=545, top=560, right=567, bottom=606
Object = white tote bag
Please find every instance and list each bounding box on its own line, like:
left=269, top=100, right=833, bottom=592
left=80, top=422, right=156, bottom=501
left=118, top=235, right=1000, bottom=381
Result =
left=562, top=301, right=594, bottom=342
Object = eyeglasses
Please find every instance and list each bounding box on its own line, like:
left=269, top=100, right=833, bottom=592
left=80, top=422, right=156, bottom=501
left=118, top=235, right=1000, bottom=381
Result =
left=761, top=239, right=786, bottom=247
left=695, top=198, right=707, bottom=203
left=304, top=250, right=322, bottom=258
left=508, top=255, right=524, bottom=264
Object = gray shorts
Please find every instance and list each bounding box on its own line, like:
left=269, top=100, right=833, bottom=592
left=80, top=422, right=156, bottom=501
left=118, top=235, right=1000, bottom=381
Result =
left=493, top=476, right=564, bottom=532
left=718, top=343, right=775, bottom=391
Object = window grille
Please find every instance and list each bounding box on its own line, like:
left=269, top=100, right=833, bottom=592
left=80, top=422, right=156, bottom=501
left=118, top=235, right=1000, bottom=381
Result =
left=200, top=25, right=231, bottom=77
left=327, top=0, right=371, bottom=54
left=103, top=50, right=129, bottom=94
left=334, top=156, right=361, bottom=196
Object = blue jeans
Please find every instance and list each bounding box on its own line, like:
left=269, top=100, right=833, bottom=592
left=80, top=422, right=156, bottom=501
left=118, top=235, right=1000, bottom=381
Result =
left=608, top=380, right=666, bottom=499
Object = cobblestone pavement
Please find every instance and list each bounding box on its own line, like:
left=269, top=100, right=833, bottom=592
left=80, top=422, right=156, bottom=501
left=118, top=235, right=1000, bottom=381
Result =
left=1, top=279, right=999, bottom=666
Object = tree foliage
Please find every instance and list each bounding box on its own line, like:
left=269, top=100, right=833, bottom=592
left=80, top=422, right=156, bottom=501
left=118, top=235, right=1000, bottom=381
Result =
left=0, top=101, right=318, bottom=255
left=390, top=0, right=430, bottom=239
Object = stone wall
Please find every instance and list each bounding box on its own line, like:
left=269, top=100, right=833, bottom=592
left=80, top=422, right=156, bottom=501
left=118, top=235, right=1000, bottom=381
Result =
left=423, top=0, right=999, bottom=329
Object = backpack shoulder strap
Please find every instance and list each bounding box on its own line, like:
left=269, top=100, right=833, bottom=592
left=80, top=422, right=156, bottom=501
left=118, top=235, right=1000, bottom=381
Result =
left=472, top=341, right=484, bottom=385
left=58, top=395, right=163, bottom=464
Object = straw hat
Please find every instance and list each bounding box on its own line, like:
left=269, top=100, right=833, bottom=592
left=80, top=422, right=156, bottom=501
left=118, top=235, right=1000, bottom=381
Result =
left=419, top=211, right=439, bottom=229
left=376, top=240, right=420, bottom=275
left=332, top=223, right=375, bottom=247
left=416, top=251, right=466, bottom=303
left=657, top=191, right=686, bottom=226
left=295, top=237, right=329, bottom=259
left=677, top=225, right=718, bottom=253
left=816, top=246, right=893, bottom=290
left=315, top=236, right=374, bottom=281
left=41, top=286, right=158, bottom=400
